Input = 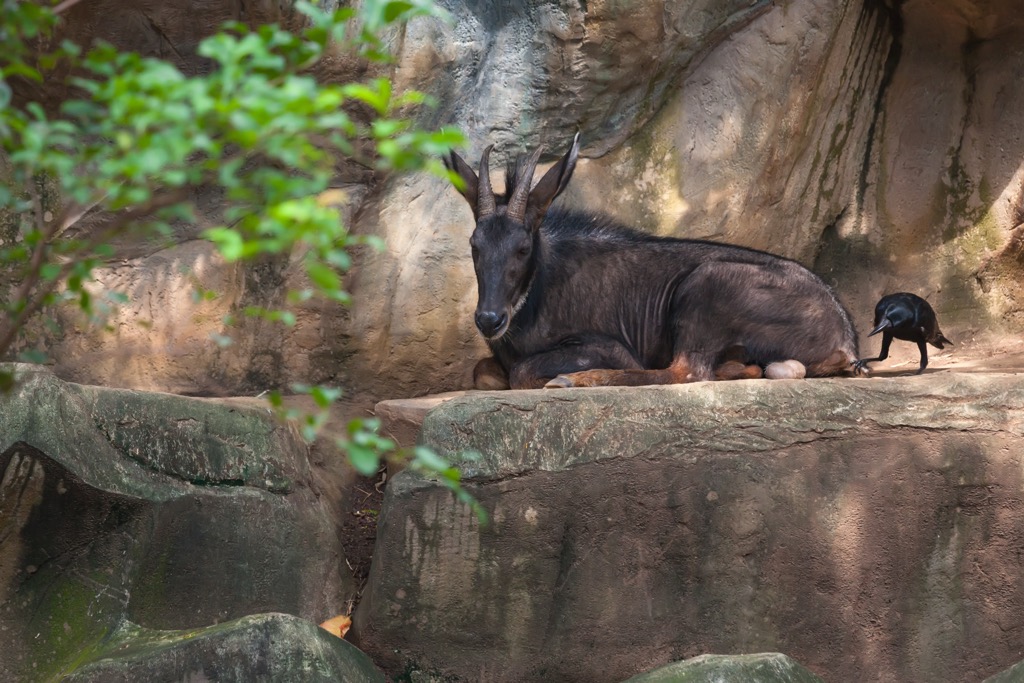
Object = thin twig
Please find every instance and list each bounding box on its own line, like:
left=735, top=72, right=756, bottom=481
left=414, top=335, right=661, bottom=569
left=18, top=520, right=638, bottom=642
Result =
left=52, top=0, right=88, bottom=15
left=7, top=179, right=63, bottom=340
left=56, top=190, right=108, bottom=237
left=28, top=177, right=46, bottom=234
left=0, top=188, right=191, bottom=356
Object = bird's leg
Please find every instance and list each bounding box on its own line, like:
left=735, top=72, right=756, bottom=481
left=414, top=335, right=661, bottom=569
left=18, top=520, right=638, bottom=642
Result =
left=854, top=331, right=894, bottom=372
left=916, top=339, right=928, bottom=374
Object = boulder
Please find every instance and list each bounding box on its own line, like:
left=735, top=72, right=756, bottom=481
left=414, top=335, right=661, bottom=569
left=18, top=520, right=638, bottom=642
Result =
left=62, top=613, right=383, bottom=683
left=985, top=658, right=1024, bottom=683
left=0, top=365, right=350, bottom=680
left=374, top=391, right=466, bottom=452
left=354, top=372, right=1024, bottom=682
left=623, top=653, right=824, bottom=683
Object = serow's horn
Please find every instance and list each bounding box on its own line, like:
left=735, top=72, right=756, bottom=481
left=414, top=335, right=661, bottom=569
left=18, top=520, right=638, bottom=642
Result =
left=507, top=146, right=543, bottom=224
left=477, top=145, right=496, bottom=218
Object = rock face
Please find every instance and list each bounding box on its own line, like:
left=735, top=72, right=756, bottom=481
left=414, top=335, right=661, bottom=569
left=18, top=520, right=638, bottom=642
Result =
left=3, top=0, right=1020, bottom=402
left=624, top=653, right=824, bottom=683
left=0, top=365, right=351, bottom=680
left=62, top=613, right=383, bottom=683
left=985, top=658, right=1024, bottom=683
left=355, top=373, right=1024, bottom=682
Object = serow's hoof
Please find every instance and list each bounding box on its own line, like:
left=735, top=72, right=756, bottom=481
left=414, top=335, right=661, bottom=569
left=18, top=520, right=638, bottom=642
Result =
left=544, top=375, right=575, bottom=389
left=764, top=360, right=806, bottom=380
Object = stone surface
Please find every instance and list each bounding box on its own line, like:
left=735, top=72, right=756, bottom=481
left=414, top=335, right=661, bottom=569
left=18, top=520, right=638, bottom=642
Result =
left=985, top=658, right=1024, bottom=683
left=0, top=365, right=351, bottom=681
left=62, top=613, right=383, bottom=683
left=354, top=372, right=1024, bottom=682
left=374, top=391, right=465, bottom=452
left=4, top=0, right=1020, bottom=404
left=624, top=653, right=824, bottom=683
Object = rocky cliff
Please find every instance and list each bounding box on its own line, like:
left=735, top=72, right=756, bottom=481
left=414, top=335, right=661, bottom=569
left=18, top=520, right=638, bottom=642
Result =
left=359, top=372, right=1024, bottom=682
left=5, top=0, right=1021, bottom=402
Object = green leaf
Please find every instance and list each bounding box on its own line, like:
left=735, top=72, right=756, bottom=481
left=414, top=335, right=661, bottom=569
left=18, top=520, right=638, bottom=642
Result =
left=342, top=80, right=391, bottom=115
left=383, top=1, right=416, bottom=23
left=39, top=263, right=62, bottom=281
left=204, top=228, right=245, bottom=261
left=411, top=445, right=452, bottom=473
left=347, top=417, right=377, bottom=435
left=17, top=349, right=47, bottom=364
left=210, top=333, right=234, bottom=347
left=305, top=260, right=341, bottom=293
left=309, top=385, right=342, bottom=408
left=347, top=443, right=381, bottom=476
left=2, top=62, right=42, bottom=82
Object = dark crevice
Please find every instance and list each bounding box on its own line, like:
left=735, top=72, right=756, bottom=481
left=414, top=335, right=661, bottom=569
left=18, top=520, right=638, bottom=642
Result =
left=942, top=30, right=984, bottom=242
left=187, top=477, right=247, bottom=488
left=857, top=0, right=905, bottom=209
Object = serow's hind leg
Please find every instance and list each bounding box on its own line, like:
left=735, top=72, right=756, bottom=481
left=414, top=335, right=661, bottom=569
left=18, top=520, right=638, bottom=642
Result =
left=509, top=335, right=642, bottom=390
left=916, top=339, right=928, bottom=374
left=806, top=349, right=856, bottom=377
left=546, top=351, right=720, bottom=388
left=545, top=355, right=701, bottom=388
left=715, top=361, right=764, bottom=380
left=714, top=345, right=763, bottom=380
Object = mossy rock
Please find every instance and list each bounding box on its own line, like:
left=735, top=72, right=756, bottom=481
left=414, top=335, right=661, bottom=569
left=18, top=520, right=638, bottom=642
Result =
left=623, top=653, right=824, bottom=682
left=0, top=365, right=350, bottom=681
left=63, top=613, right=383, bottom=683
left=984, top=659, right=1024, bottom=683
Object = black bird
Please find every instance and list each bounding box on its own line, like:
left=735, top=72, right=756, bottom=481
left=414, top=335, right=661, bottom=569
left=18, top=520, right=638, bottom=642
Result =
left=855, top=292, right=952, bottom=374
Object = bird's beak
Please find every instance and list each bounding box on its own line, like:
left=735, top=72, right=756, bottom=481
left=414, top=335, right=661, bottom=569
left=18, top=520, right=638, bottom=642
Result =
left=868, top=318, right=893, bottom=337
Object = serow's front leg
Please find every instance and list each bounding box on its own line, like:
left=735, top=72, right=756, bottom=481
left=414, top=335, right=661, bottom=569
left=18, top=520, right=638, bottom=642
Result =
left=508, top=335, right=642, bottom=389
left=473, top=356, right=510, bottom=390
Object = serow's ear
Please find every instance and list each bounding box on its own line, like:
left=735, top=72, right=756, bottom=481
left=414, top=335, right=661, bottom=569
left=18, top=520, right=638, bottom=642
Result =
left=526, top=131, right=580, bottom=227
left=444, top=149, right=480, bottom=217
